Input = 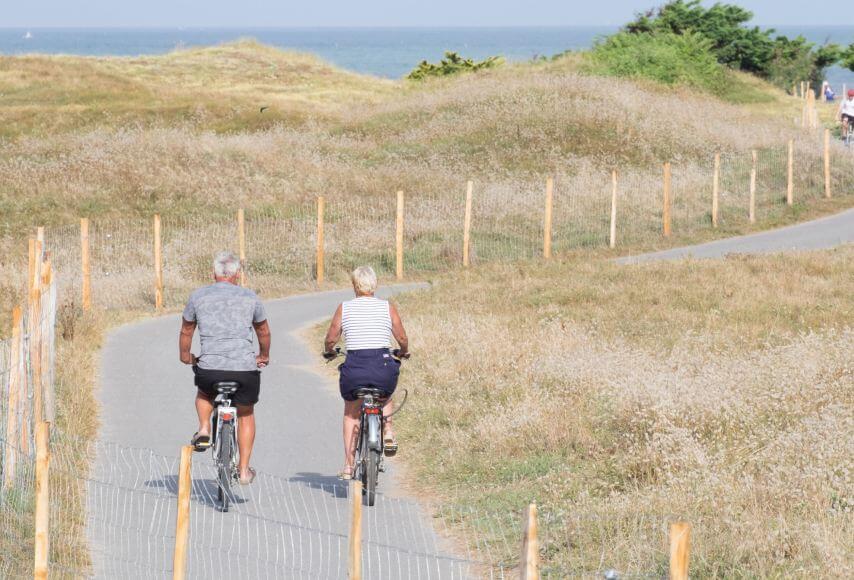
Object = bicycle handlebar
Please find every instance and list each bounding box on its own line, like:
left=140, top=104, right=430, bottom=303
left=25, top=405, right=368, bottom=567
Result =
left=322, top=346, right=411, bottom=362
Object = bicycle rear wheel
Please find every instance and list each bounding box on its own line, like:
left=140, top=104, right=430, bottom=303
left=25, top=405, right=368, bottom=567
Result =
left=364, top=447, right=380, bottom=506
left=217, top=421, right=234, bottom=512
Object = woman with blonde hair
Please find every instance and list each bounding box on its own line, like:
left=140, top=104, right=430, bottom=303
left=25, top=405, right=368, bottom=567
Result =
left=323, top=266, right=409, bottom=480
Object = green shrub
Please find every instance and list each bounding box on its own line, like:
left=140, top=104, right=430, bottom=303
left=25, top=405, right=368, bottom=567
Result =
left=588, top=31, right=726, bottom=93
left=407, top=51, right=503, bottom=80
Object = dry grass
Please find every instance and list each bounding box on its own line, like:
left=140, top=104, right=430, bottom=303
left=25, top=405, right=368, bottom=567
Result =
left=392, top=248, right=853, bottom=576
left=2, top=40, right=841, bottom=232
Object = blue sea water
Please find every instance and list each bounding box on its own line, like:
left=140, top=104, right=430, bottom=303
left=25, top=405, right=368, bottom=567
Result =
left=0, top=26, right=852, bottom=88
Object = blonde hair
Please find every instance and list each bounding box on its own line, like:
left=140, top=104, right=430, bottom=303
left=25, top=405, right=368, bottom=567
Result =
left=351, top=266, right=378, bottom=295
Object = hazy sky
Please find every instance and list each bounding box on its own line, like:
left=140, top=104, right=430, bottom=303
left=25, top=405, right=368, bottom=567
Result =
left=3, top=1, right=851, bottom=27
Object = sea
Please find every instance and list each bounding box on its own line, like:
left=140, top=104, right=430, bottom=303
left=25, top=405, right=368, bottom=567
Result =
left=1, top=26, right=852, bottom=89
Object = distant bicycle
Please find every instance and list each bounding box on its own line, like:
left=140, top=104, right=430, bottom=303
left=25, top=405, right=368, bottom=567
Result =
left=845, top=123, right=854, bottom=147
left=324, top=347, right=408, bottom=506
left=209, top=381, right=240, bottom=512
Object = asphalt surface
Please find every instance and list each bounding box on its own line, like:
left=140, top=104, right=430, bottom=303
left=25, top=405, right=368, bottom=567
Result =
left=87, top=283, right=477, bottom=579
left=617, top=208, right=854, bottom=264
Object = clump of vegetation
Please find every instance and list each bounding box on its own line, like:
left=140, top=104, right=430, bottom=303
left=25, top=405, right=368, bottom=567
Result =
left=624, top=0, right=853, bottom=89
left=407, top=51, right=503, bottom=80
left=589, top=30, right=726, bottom=93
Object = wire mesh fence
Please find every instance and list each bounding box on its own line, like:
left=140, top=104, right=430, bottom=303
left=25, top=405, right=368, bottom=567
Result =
left=5, top=136, right=847, bottom=313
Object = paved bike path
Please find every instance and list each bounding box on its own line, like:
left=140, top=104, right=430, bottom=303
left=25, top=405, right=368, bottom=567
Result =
left=617, top=207, right=854, bottom=264
left=88, top=283, right=476, bottom=578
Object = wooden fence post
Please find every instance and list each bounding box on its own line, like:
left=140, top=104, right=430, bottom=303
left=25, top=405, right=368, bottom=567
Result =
left=609, top=170, right=617, bottom=249
left=463, top=181, right=473, bottom=267
left=824, top=129, right=831, bottom=199
left=172, top=445, right=192, bottom=580
left=749, top=150, right=757, bottom=223
left=81, top=218, right=91, bottom=310
left=40, top=260, right=55, bottom=424
left=395, top=190, right=404, bottom=280
left=29, top=239, right=44, bottom=426
left=154, top=214, right=163, bottom=309
left=663, top=162, right=672, bottom=237
left=316, top=197, right=325, bottom=285
left=786, top=139, right=794, bottom=206
left=712, top=154, right=720, bottom=228
left=33, top=421, right=50, bottom=580
left=348, top=480, right=363, bottom=580
left=669, top=522, right=691, bottom=580
left=543, top=178, right=554, bottom=259
left=237, top=208, right=246, bottom=287
left=3, top=306, right=23, bottom=490
left=521, top=503, right=539, bottom=580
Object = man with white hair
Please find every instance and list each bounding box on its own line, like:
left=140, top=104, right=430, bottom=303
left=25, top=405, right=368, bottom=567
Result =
left=179, top=251, right=271, bottom=485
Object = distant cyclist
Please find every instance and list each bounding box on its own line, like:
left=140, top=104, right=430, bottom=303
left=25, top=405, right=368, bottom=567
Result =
left=179, top=251, right=271, bottom=485
left=839, top=89, right=854, bottom=136
left=323, top=266, right=409, bottom=480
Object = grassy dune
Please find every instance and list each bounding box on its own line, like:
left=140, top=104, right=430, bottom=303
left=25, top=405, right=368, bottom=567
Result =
left=393, top=248, right=853, bottom=575
left=1, top=40, right=838, bottom=231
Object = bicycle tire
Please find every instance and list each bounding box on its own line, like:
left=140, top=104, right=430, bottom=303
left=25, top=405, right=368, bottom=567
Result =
left=365, top=447, right=379, bottom=506
left=218, top=421, right=234, bottom=512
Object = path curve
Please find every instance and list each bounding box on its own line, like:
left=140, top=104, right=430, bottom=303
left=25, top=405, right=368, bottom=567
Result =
left=617, top=208, right=854, bottom=264
left=87, top=283, right=476, bottom=578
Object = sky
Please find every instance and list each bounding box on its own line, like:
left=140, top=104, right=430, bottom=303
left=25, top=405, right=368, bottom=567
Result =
left=2, top=1, right=852, bottom=28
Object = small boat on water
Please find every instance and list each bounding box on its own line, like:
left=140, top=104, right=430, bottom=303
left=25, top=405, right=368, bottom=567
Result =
left=23, top=31, right=33, bottom=39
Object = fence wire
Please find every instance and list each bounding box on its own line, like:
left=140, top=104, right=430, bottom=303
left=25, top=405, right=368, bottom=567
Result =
left=5, top=137, right=849, bottom=313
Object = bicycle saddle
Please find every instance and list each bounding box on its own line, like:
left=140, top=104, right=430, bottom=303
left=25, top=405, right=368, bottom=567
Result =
left=213, top=381, right=239, bottom=394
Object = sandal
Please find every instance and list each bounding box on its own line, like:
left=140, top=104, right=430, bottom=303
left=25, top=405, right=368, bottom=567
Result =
left=383, top=434, right=398, bottom=457
left=338, top=465, right=354, bottom=480
left=238, top=467, right=256, bottom=486
left=191, top=432, right=211, bottom=452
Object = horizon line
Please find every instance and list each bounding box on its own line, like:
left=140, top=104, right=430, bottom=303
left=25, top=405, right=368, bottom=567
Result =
left=1, top=24, right=850, bottom=30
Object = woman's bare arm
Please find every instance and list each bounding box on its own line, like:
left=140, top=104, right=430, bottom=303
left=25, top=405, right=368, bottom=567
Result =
left=389, top=303, right=409, bottom=356
left=324, top=304, right=343, bottom=353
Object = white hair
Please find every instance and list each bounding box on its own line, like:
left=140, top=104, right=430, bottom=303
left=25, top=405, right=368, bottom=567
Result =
left=351, top=266, right=377, bottom=294
left=213, top=251, right=242, bottom=278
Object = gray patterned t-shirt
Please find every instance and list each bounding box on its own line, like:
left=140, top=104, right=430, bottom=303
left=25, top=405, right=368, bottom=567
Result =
left=182, top=282, right=267, bottom=372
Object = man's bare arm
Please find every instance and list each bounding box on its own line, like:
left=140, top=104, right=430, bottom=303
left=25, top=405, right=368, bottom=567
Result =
left=254, top=320, right=271, bottom=367
left=179, top=319, right=197, bottom=365
left=390, top=303, right=409, bottom=356
left=324, top=305, right=343, bottom=353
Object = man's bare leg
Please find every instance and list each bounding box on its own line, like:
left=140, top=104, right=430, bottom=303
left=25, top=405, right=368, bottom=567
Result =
left=236, top=404, right=255, bottom=480
left=195, top=391, right=214, bottom=436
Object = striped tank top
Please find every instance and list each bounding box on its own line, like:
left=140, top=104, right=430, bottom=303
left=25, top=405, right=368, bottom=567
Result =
left=341, top=296, right=392, bottom=351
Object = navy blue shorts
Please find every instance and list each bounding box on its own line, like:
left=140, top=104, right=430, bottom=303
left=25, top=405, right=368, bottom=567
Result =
left=339, top=349, right=400, bottom=401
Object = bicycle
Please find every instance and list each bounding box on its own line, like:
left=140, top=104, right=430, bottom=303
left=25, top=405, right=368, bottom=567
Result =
left=324, top=347, right=408, bottom=506
left=844, top=122, right=854, bottom=147
left=209, top=381, right=239, bottom=512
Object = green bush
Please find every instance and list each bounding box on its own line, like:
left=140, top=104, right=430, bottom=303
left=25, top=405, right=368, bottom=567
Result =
left=407, top=51, right=503, bottom=81
left=588, top=31, right=726, bottom=93
left=623, top=1, right=851, bottom=88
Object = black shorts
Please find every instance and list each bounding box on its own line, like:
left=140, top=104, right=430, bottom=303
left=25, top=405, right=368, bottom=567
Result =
left=193, top=366, right=261, bottom=406
left=339, top=349, right=400, bottom=402
left=843, top=113, right=854, bottom=123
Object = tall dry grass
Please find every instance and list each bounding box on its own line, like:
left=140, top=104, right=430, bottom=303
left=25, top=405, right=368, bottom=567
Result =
left=1, top=41, right=836, bottom=233
left=393, top=248, right=853, bottom=576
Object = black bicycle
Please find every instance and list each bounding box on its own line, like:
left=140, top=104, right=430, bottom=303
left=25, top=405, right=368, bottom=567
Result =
left=209, top=381, right=239, bottom=512
left=324, top=347, right=408, bottom=506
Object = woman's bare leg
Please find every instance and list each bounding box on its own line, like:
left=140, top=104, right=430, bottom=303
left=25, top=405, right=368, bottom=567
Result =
left=343, top=400, right=361, bottom=471
left=382, top=399, right=396, bottom=440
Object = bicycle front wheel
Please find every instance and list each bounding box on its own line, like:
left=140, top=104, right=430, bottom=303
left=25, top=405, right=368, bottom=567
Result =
left=217, top=421, right=235, bottom=512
